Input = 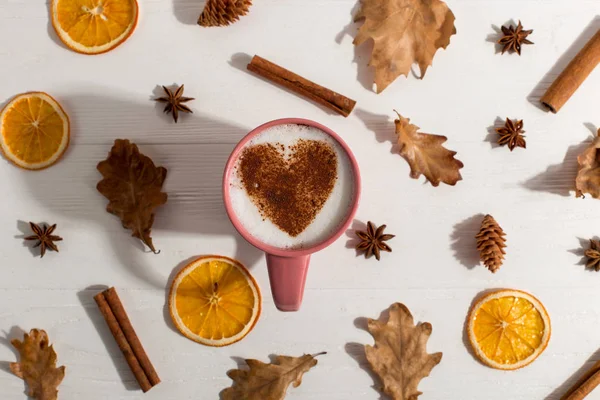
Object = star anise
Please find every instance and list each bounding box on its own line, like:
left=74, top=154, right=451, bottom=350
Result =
left=24, top=222, right=62, bottom=258
left=496, top=118, right=526, bottom=151
left=154, top=84, right=194, bottom=123
left=355, top=221, right=395, bottom=261
left=585, top=239, right=600, bottom=271
left=497, top=21, right=533, bottom=55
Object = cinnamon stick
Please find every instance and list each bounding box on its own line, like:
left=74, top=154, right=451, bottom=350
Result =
left=94, top=288, right=160, bottom=392
left=562, top=359, right=600, bottom=400
left=247, top=55, right=356, bottom=117
left=540, top=28, right=600, bottom=113
left=104, top=288, right=160, bottom=387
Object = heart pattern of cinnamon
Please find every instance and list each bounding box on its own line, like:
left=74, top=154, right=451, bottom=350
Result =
left=238, top=139, right=337, bottom=237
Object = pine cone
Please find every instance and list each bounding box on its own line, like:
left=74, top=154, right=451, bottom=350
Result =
left=198, top=0, right=253, bottom=27
left=475, top=215, right=506, bottom=273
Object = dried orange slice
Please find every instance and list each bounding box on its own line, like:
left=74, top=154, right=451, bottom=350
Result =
left=0, top=92, right=70, bottom=170
left=169, top=255, right=261, bottom=347
left=51, top=0, right=139, bottom=55
left=467, top=289, right=551, bottom=370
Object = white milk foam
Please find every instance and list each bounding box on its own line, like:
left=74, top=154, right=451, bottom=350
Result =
left=229, top=124, right=355, bottom=249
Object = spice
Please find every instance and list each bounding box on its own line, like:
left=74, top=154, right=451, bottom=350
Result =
left=496, top=118, right=526, bottom=151
left=355, top=221, right=395, bottom=261
left=24, top=222, right=62, bottom=258
left=198, top=0, right=252, bottom=27
left=585, top=239, right=600, bottom=270
left=154, top=84, right=194, bottom=123
left=94, top=287, right=160, bottom=392
left=475, top=215, right=506, bottom=273
left=541, top=27, right=600, bottom=113
left=246, top=55, right=356, bottom=117
left=497, top=21, right=533, bottom=55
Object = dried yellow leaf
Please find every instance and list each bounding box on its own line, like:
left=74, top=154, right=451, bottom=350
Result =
left=10, top=329, right=65, bottom=400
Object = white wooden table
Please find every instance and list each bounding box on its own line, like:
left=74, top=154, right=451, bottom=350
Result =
left=1, top=1, right=600, bottom=399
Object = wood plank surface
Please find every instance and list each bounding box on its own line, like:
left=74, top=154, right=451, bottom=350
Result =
left=1, top=0, right=600, bottom=399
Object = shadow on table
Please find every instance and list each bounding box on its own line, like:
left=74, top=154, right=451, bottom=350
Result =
left=485, top=21, right=516, bottom=54
left=172, top=0, right=206, bottom=25
left=345, top=310, right=392, bottom=400
left=334, top=1, right=376, bottom=92
left=217, top=356, right=247, bottom=399
left=520, top=124, right=596, bottom=197
left=162, top=255, right=200, bottom=335
left=568, top=237, right=599, bottom=271
left=44, top=2, right=70, bottom=52
left=345, top=219, right=366, bottom=258
left=0, top=327, right=27, bottom=397
left=545, top=347, right=600, bottom=399
left=354, top=108, right=396, bottom=149
left=12, top=89, right=261, bottom=289
left=450, top=214, right=484, bottom=270
left=462, top=289, right=497, bottom=364
left=78, top=286, right=139, bottom=391
left=485, top=117, right=505, bottom=149
left=528, top=16, right=600, bottom=112
left=0, top=326, right=26, bottom=378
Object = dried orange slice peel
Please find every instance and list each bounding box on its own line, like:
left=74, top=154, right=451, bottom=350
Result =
left=467, top=289, right=550, bottom=370
left=0, top=92, right=70, bottom=170
left=51, top=0, right=139, bottom=55
left=169, top=255, right=261, bottom=347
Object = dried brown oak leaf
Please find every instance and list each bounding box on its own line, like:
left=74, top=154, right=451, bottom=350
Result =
left=394, top=111, right=463, bottom=186
left=354, top=0, right=456, bottom=93
left=10, top=329, right=65, bottom=400
left=576, top=129, right=600, bottom=199
left=97, top=139, right=167, bottom=253
left=222, top=352, right=326, bottom=400
left=365, top=303, right=442, bottom=400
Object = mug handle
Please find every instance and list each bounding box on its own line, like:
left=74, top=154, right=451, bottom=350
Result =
left=266, top=253, right=311, bottom=311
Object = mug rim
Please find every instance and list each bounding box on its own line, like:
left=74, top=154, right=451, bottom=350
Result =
left=222, top=118, right=362, bottom=257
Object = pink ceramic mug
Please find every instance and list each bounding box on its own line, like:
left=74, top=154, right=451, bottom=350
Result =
left=223, top=118, right=361, bottom=311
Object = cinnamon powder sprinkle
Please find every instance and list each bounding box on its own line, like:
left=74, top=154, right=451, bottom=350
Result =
left=238, top=139, right=338, bottom=237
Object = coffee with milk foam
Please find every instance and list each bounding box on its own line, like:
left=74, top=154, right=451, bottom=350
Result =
left=229, top=124, right=355, bottom=249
